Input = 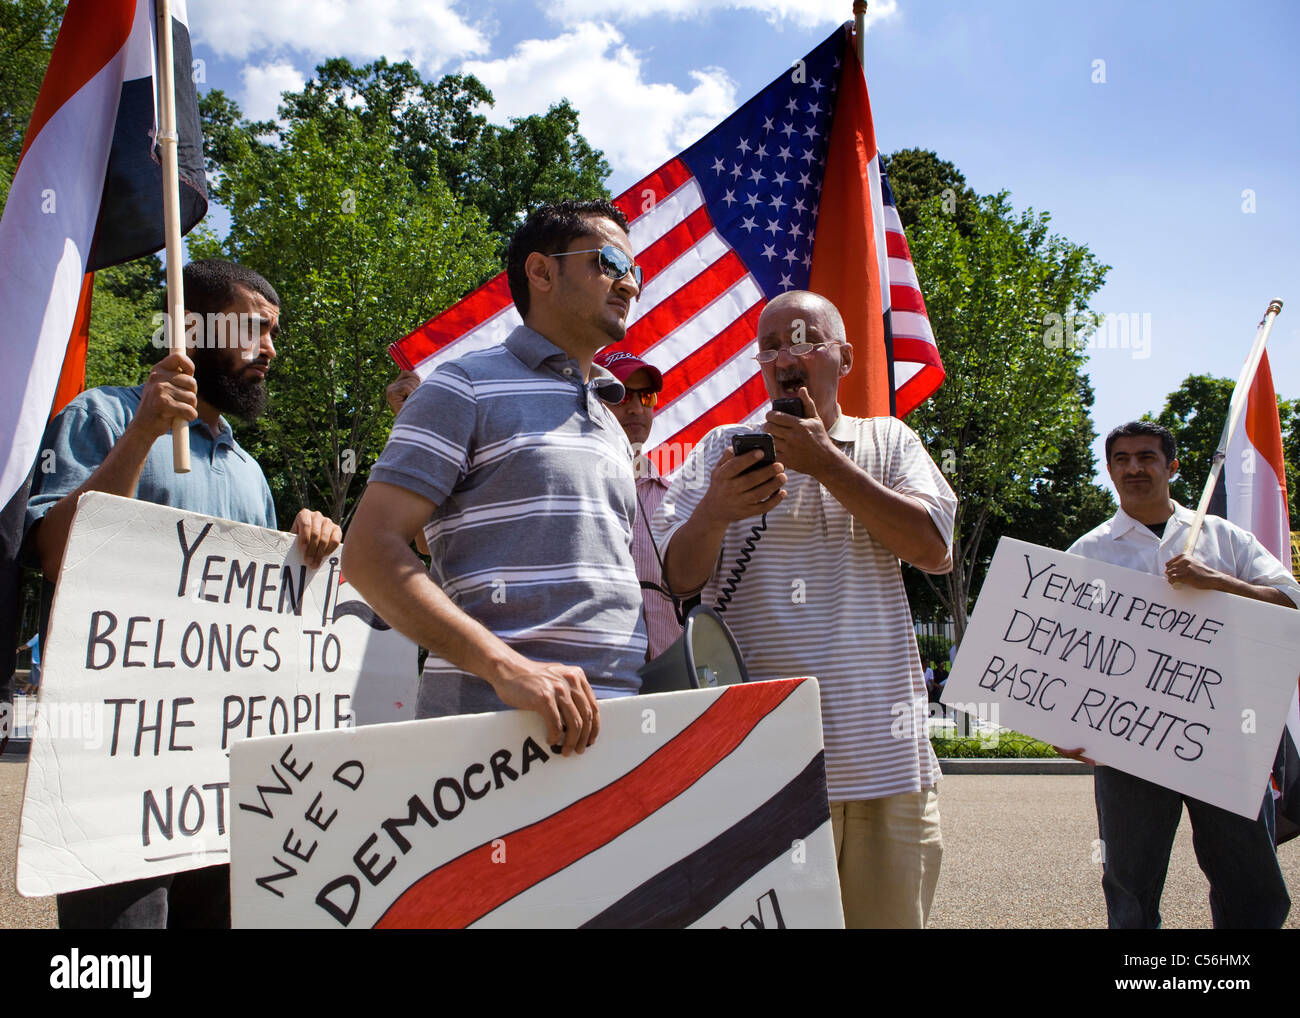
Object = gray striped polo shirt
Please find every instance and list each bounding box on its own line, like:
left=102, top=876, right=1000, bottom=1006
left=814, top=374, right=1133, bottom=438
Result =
left=369, top=325, right=648, bottom=717
left=653, top=412, right=957, bottom=802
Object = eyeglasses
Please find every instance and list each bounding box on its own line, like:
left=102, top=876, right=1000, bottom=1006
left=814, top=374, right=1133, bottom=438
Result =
left=753, top=341, right=832, bottom=364
left=604, top=386, right=659, bottom=409
left=551, top=245, right=643, bottom=288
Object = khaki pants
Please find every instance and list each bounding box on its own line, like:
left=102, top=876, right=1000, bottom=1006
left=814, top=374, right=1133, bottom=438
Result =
left=830, top=787, right=942, bottom=929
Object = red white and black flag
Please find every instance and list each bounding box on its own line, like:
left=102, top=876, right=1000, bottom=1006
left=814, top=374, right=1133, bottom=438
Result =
left=0, top=0, right=208, bottom=512
left=390, top=22, right=943, bottom=467
left=1208, top=350, right=1300, bottom=843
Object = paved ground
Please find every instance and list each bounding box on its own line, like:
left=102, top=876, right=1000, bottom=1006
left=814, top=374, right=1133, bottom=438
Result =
left=2, top=760, right=1297, bottom=928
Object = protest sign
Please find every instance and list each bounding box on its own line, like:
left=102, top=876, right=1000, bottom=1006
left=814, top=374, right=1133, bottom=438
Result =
left=943, top=537, right=1300, bottom=817
left=229, top=678, right=842, bottom=928
left=18, top=493, right=418, bottom=896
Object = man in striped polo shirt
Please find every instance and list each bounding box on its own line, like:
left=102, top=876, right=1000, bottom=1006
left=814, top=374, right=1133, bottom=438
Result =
left=343, top=201, right=648, bottom=756
left=654, top=290, right=957, bottom=928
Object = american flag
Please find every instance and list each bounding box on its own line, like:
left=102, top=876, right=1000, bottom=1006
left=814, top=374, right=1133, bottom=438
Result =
left=391, top=23, right=942, bottom=466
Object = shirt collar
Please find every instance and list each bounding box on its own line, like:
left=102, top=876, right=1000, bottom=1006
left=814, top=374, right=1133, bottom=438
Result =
left=828, top=407, right=857, bottom=443
left=504, top=325, right=569, bottom=369
left=503, top=325, right=625, bottom=399
left=1110, top=500, right=1190, bottom=540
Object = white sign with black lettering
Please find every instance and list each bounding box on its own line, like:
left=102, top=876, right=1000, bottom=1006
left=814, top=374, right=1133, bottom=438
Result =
left=18, top=493, right=418, bottom=896
left=229, top=679, right=842, bottom=928
left=943, top=538, right=1300, bottom=818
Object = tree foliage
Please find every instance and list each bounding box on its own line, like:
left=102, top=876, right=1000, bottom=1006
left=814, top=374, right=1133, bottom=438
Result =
left=896, top=173, right=1110, bottom=643
left=205, top=58, right=611, bottom=256
left=1151, top=374, right=1300, bottom=529
left=191, top=109, right=498, bottom=526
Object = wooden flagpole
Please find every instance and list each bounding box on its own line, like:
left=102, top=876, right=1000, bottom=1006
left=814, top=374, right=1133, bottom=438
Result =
left=853, top=0, right=867, bottom=67
left=155, top=0, right=190, bottom=472
left=1182, top=299, right=1284, bottom=555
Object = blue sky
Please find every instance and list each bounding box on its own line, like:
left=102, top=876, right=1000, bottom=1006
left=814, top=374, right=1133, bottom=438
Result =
left=185, top=0, right=1300, bottom=480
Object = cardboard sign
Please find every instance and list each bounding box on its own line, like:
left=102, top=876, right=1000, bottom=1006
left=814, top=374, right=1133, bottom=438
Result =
left=229, top=679, right=843, bottom=928
left=18, top=493, right=418, bottom=896
left=944, top=537, right=1300, bottom=817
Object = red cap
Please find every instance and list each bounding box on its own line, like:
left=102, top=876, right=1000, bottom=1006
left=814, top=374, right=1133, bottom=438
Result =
left=593, top=348, right=664, bottom=392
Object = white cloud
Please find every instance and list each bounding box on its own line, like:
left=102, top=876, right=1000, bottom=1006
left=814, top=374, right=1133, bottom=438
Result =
left=461, top=22, right=738, bottom=176
left=239, top=62, right=308, bottom=123
left=545, top=0, right=898, bottom=30
left=189, top=0, right=489, bottom=74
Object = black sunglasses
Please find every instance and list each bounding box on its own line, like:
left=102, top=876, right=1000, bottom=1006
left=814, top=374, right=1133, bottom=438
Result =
left=551, top=245, right=643, bottom=288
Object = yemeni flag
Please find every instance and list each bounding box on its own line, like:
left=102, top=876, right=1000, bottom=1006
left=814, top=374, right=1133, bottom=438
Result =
left=1209, top=350, right=1299, bottom=844
left=390, top=22, right=943, bottom=468
left=0, top=0, right=207, bottom=513
left=0, top=0, right=206, bottom=734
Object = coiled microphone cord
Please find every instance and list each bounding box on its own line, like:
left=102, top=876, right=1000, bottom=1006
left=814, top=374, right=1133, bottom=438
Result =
left=714, top=512, right=768, bottom=614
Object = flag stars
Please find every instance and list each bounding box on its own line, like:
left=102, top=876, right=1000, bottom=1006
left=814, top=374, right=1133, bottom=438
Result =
left=731, top=162, right=744, bottom=179
left=748, top=167, right=766, bottom=184
left=780, top=122, right=796, bottom=138
left=721, top=189, right=737, bottom=207
left=801, top=148, right=816, bottom=164
left=793, top=197, right=807, bottom=214
left=807, top=101, right=822, bottom=116
left=772, top=170, right=789, bottom=187
left=744, top=192, right=762, bottom=209
left=803, top=123, right=820, bottom=141
left=762, top=243, right=778, bottom=261
left=777, top=146, right=792, bottom=162
left=754, top=143, right=768, bottom=160
left=797, top=172, right=812, bottom=188
left=711, top=156, right=726, bottom=175
left=762, top=116, right=774, bottom=132
left=783, top=248, right=799, bottom=265
left=737, top=137, right=752, bottom=154
left=769, top=193, right=787, bottom=212
left=802, top=251, right=813, bottom=269
left=787, top=97, right=801, bottom=113
left=810, top=78, right=825, bottom=94
left=740, top=216, right=758, bottom=233
left=765, top=219, right=782, bottom=235
left=789, top=222, right=803, bottom=239
left=779, top=273, right=794, bottom=290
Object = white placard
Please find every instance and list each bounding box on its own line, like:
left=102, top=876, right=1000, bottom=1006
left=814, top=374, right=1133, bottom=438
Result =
left=229, top=679, right=843, bottom=929
left=943, top=537, right=1300, bottom=817
left=18, top=493, right=418, bottom=895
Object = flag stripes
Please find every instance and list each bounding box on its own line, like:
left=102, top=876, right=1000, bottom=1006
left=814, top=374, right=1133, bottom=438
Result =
left=375, top=678, right=804, bottom=928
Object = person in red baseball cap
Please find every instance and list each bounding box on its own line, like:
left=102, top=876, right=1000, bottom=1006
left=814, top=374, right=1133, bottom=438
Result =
left=593, top=349, right=681, bottom=659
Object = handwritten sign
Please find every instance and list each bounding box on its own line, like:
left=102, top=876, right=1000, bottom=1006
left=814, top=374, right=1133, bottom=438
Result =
left=943, top=537, right=1300, bottom=817
left=17, top=493, right=418, bottom=896
left=229, top=679, right=843, bottom=928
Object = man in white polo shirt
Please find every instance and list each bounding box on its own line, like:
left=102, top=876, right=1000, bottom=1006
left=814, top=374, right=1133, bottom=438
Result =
left=653, top=290, right=956, bottom=928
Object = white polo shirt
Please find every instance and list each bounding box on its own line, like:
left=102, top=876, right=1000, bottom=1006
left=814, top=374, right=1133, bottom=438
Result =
left=654, top=411, right=957, bottom=801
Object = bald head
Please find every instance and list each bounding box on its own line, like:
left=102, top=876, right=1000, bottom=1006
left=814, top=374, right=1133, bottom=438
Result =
left=755, top=290, right=853, bottom=427
left=757, top=290, right=847, bottom=346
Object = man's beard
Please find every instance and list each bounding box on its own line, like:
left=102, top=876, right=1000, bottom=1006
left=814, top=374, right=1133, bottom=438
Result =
left=193, top=347, right=269, bottom=422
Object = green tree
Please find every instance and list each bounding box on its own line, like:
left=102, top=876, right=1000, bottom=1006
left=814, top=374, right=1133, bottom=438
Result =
left=191, top=111, right=497, bottom=526
left=209, top=58, right=611, bottom=256
left=1152, top=374, right=1299, bottom=529
left=899, top=191, right=1109, bottom=644
left=84, top=256, right=165, bottom=390
left=882, top=148, right=979, bottom=237
left=0, top=0, right=65, bottom=211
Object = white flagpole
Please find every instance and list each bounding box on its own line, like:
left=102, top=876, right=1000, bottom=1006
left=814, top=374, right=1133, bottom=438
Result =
left=155, top=0, right=190, bottom=472
left=1183, top=299, right=1284, bottom=555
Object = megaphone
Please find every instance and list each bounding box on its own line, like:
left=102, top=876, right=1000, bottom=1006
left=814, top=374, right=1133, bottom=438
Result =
left=637, top=605, right=751, bottom=695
